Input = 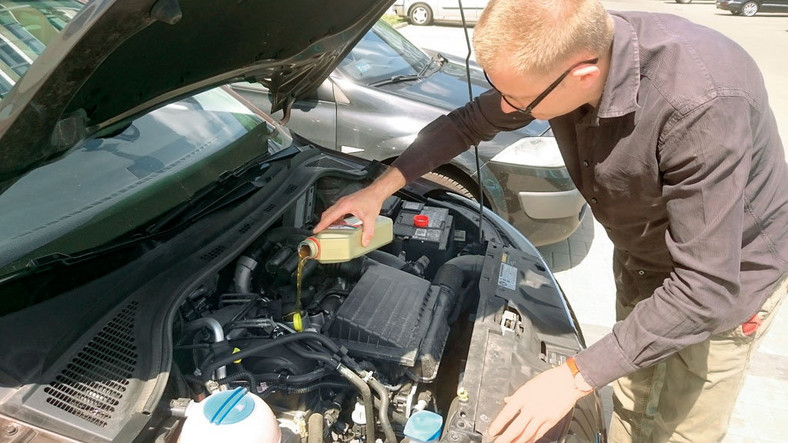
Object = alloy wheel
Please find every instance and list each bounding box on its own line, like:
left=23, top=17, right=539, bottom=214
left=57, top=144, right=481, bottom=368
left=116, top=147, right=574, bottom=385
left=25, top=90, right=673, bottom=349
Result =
left=742, top=1, right=759, bottom=16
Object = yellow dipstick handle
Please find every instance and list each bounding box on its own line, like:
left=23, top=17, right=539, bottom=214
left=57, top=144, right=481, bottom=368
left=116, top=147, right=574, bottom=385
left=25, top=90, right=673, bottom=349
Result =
left=293, top=312, right=303, bottom=332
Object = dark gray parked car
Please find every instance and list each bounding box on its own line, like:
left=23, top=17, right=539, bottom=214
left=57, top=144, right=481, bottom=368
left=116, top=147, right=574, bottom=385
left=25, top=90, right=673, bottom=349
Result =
left=716, top=0, right=788, bottom=16
left=232, top=20, right=586, bottom=247
left=0, top=1, right=605, bottom=442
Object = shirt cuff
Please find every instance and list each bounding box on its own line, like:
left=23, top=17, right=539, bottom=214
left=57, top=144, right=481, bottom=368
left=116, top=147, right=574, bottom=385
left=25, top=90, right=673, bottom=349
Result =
left=572, top=332, right=638, bottom=389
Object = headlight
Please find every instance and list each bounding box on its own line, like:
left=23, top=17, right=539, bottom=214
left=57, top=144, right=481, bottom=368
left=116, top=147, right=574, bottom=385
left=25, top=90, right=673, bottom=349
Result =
left=490, top=136, right=564, bottom=168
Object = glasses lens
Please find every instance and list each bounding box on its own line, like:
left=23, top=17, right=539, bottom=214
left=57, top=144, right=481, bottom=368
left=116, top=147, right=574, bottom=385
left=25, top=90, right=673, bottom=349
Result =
left=485, top=70, right=530, bottom=114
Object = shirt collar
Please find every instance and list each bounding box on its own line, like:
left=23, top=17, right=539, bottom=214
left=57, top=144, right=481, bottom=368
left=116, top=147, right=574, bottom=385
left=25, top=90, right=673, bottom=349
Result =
left=597, top=14, right=641, bottom=121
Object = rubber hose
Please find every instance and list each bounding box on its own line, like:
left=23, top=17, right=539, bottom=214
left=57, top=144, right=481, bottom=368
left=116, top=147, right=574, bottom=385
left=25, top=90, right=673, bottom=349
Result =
left=254, top=367, right=332, bottom=385
left=338, top=365, right=376, bottom=440
left=433, top=255, right=484, bottom=323
left=216, top=370, right=258, bottom=392
left=287, top=340, right=363, bottom=373
left=202, top=332, right=341, bottom=379
left=366, top=250, right=407, bottom=269
left=369, top=377, right=397, bottom=443
left=266, top=381, right=352, bottom=395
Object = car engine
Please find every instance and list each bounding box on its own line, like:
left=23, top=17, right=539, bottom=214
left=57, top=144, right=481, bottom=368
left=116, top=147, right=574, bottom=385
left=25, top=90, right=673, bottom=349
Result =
left=169, top=189, right=489, bottom=442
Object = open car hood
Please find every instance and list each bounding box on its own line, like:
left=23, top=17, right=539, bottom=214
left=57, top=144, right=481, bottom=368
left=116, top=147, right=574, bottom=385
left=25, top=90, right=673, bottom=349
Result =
left=0, top=0, right=392, bottom=185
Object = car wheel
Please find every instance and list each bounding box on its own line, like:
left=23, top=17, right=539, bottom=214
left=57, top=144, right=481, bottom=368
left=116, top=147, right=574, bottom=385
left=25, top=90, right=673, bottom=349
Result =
left=674, top=0, right=692, bottom=3
left=741, top=1, right=759, bottom=16
left=409, top=3, right=433, bottom=26
left=423, top=172, right=477, bottom=200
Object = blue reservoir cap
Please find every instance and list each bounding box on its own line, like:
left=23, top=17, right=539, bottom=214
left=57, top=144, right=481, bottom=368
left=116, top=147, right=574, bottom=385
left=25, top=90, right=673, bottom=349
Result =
left=202, top=387, right=255, bottom=425
left=404, top=410, right=443, bottom=442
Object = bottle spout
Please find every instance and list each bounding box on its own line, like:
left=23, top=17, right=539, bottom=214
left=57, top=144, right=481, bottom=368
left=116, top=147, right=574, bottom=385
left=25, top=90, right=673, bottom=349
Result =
left=299, top=238, right=319, bottom=260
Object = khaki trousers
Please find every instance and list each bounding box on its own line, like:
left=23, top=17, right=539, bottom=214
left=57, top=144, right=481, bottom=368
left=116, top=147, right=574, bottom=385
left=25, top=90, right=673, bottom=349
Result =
left=608, top=274, right=787, bottom=443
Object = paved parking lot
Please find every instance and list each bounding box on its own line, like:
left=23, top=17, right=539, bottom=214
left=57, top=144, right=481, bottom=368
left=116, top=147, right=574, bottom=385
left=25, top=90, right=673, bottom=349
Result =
left=399, top=1, right=788, bottom=440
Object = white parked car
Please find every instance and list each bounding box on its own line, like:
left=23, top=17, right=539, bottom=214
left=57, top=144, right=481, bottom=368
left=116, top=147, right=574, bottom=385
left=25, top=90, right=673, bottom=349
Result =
left=391, top=0, right=489, bottom=25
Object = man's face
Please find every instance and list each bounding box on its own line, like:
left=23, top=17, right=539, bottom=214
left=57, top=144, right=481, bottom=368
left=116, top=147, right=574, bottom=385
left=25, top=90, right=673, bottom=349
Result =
left=485, top=60, right=596, bottom=119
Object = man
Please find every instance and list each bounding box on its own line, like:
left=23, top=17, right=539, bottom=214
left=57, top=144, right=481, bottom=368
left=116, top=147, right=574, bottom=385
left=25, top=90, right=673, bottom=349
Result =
left=315, top=0, right=788, bottom=441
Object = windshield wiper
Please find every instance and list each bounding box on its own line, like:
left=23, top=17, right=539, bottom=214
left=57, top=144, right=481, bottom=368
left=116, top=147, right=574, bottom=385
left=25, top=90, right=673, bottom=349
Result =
left=0, top=146, right=304, bottom=284
left=368, top=53, right=447, bottom=87
left=0, top=176, right=264, bottom=284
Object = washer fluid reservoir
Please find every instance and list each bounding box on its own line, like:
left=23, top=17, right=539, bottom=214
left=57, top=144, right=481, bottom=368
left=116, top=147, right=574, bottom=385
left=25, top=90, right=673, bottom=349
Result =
left=179, top=387, right=280, bottom=443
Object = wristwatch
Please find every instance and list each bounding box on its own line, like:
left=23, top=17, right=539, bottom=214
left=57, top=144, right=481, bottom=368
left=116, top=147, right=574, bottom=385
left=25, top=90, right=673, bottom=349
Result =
left=566, top=356, right=594, bottom=393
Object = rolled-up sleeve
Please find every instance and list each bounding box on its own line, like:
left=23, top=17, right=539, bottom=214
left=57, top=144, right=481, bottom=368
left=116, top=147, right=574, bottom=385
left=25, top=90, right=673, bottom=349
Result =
left=575, top=95, right=754, bottom=388
left=392, top=89, right=533, bottom=182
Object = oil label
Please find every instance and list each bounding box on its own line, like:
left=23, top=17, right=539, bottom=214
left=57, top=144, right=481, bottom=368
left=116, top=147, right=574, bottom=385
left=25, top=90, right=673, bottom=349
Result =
left=498, top=262, right=517, bottom=291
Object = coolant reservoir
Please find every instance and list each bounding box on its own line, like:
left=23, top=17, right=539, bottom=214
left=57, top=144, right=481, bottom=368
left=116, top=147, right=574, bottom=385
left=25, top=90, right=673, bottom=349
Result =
left=300, top=215, right=393, bottom=263
left=179, top=387, right=280, bottom=443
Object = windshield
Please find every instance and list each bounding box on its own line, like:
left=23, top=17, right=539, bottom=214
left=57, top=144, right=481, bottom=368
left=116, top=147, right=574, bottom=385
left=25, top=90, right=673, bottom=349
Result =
left=337, top=20, right=431, bottom=84
left=0, top=87, right=290, bottom=276
left=0, top=0, right=83, bottom=101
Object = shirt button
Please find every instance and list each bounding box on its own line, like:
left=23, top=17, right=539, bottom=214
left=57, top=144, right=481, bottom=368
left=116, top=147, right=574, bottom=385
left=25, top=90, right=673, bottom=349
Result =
left=583, top=160, right=590, bottom=167
left=590, top=198, right=598, bottom=204
left=638, top=270, right=645, bottom=276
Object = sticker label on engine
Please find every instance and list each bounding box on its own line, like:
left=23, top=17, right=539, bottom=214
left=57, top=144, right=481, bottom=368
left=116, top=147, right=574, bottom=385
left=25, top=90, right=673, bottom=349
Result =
left=413, top=228, right=442, bottom=242
left=498, top=263, right=517, bottom=291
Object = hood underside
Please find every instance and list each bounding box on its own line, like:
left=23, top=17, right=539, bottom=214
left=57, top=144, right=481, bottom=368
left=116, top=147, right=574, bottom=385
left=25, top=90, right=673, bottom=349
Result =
left=0, top=0, right=392, bottom=185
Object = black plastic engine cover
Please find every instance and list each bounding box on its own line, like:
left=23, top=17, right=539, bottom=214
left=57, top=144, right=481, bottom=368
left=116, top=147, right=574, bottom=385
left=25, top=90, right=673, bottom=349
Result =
left=327, top=262, right=451, bottom=380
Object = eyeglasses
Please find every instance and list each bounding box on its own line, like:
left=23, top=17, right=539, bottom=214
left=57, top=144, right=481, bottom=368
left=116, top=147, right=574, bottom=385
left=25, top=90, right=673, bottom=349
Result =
left=484, top=58, right=599, bottom=115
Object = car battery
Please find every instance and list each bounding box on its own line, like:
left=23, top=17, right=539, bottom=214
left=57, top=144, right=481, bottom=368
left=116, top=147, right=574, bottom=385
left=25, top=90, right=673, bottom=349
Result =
left=392, top=201, right=454, bottom=275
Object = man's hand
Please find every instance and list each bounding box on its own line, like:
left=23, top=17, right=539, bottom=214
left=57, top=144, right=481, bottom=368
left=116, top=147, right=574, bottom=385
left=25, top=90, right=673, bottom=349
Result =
left=487, top=364, right=591, bottom=443
left=314, top=168, right=406, bottom=246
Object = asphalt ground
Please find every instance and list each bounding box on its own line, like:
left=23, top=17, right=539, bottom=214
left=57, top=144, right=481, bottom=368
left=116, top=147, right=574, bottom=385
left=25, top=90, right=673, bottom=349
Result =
left=398, top=1, right=788, bottom=441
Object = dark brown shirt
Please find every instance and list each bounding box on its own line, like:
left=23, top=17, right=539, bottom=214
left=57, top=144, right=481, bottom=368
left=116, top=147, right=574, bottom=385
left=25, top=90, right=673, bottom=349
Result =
left=392, top=11, right=788, bottom=387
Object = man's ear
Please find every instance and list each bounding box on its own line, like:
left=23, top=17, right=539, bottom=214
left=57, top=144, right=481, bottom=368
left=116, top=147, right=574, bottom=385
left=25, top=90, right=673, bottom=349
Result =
left=571, top=65, right=600, bottom=89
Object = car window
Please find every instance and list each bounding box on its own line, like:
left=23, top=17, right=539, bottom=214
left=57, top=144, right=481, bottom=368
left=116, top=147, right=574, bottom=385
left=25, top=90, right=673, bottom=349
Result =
left=0, top=87, right=287, bottom=276
left=337, top=20, right=430, bottom=84
left=0, top=0, right=83, bottom=101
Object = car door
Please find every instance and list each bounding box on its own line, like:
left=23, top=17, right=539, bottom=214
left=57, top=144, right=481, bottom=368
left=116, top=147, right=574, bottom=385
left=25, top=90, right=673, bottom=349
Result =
left=436, top=0, right=486, bottom=21
left=761, top=0, right=788, bottom=12
left=463, top=0, right=489, bottom=20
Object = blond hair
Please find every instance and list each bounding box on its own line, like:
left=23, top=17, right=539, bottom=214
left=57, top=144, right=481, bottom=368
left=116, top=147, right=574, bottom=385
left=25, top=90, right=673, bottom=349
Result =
left=474, top=0, right=614, bottom=76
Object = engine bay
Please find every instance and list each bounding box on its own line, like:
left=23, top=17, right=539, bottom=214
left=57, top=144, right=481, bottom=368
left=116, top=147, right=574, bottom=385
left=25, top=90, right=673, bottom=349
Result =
left=0, top=151, right=603, bottom=443
left=171, top=192, right=487, bottom=442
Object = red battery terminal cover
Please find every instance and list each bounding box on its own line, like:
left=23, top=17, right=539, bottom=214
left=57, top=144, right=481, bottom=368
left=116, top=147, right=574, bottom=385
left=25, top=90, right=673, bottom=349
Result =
left=413, top=214, right=430, bottom=228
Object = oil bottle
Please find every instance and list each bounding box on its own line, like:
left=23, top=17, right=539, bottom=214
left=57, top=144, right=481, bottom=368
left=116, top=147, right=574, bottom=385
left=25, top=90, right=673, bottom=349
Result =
left=291, top=215, right=393, bottom=331
left=299, top=215, right=394, bottom=263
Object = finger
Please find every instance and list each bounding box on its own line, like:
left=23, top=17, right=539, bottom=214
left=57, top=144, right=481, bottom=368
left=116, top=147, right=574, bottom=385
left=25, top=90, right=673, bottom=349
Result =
left=517, top=418, right=549, bottom=443
left=514, top=430, right=532, bottom=443
left=525, top=421, right=552, bottom=443
left=488, top=401, right=521, bottom=437
left=314, top=204, right=347, bottom=233
left=360, top=214, right=377, bottom=247
left=495, top=413, right=532, bottom=443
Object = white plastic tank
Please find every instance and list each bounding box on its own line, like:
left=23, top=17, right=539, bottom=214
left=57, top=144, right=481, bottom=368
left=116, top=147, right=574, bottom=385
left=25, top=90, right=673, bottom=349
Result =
left=179, top=387, right=281, bottom=443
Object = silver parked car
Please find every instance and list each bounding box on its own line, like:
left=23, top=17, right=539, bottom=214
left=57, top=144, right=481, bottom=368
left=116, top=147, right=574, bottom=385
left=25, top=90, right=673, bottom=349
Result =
left=391, top=0, right=489, bottom=26
left=232, top=20, right=587, bottom=247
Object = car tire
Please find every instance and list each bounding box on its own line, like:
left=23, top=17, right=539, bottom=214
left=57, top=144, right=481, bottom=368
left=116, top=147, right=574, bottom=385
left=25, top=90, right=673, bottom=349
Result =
left=741, top=1, right=759, bottom=16
left=409, top=3, right=433, bottom=26
left=675, top=0, right=692, bottom=3
left=423, top=172, right=477, bottom=200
